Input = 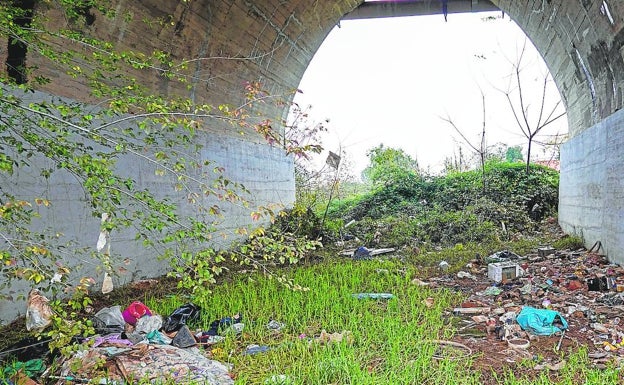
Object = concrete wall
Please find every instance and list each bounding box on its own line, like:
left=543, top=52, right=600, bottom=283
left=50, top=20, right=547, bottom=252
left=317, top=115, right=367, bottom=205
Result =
left=0, top=90, right=295, bottom=325
left=496, top=0, right=624, bottom=262
left=560, top=108, right=624, bottom=263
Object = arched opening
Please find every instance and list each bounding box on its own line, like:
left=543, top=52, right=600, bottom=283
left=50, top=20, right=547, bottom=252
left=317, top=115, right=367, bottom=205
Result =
left=293, top=10, right=568, bottom=177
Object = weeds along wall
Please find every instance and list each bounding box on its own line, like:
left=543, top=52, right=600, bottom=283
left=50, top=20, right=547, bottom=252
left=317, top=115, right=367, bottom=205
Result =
left=0, top=89, right=295, bottom=325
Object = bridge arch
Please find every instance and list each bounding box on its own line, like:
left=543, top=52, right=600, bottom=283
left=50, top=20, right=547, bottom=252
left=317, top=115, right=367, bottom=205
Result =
left=1, top=1, right=623, bottom=322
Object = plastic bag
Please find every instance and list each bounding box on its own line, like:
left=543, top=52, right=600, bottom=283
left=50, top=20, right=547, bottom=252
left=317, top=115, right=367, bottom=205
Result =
left=135, top=314, right=163, bottom=335
left=92, top=305, right=126, bottom=334
left=25, top=289, right=53, bottom=332
left=516, top=306, right=568, bottom=336
left=353, top=246, right=371, bottom=260
left=122, top=301, right=152, bottom=325
left=162, top=303, right=201, bottom=333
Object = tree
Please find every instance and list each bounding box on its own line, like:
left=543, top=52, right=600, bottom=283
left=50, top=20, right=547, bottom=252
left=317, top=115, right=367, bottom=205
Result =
left=0, top=1, right=318, bottom=344
left=499, top=40, right=567, bottom=173
left=361, top=144, right=419, bottom=186
left=440, top=90, right=488, bottom=192
left=505, top=145, right=523, bottom=163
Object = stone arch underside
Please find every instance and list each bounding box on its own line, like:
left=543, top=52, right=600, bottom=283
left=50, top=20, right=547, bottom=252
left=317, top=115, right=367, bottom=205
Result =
left=2, top=0, right=624, bottom=323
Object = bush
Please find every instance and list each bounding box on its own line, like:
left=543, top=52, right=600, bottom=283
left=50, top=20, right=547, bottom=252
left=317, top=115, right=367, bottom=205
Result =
left=415, top=208, right=499, bottom=246
left=323, top=162, right=559, bottom=249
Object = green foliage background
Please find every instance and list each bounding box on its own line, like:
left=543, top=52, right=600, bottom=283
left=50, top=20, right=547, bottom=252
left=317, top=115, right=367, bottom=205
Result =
left=326, top=161, right=559, bottom=248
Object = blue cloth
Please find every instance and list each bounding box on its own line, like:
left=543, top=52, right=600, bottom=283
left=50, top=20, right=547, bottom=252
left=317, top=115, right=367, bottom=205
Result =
left=516, top=306, right=568, bottom=336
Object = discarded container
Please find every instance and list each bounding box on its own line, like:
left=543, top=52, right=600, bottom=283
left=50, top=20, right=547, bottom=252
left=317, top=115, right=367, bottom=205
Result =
left=488, top=262, right=523, bottom=283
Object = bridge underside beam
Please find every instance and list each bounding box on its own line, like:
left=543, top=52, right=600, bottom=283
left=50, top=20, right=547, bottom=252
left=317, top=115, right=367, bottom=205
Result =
left=343, top=0, right=499, bottom=20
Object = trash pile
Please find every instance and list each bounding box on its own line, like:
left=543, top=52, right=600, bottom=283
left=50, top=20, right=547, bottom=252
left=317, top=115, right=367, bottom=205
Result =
left=1, top=299, right=237, bottom=385
left=426, top=244, right=624, bottom=371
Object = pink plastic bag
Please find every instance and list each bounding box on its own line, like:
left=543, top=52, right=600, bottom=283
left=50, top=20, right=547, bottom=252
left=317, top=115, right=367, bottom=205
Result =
left=122, top=301, right=152, bottom=325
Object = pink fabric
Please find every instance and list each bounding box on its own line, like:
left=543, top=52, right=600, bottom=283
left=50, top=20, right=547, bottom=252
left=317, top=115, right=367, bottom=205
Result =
left=122, top=301, right=152, bottom=325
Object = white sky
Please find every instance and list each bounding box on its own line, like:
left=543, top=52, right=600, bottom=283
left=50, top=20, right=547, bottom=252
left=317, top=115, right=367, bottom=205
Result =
left=293, top=11, right=568, bottom=176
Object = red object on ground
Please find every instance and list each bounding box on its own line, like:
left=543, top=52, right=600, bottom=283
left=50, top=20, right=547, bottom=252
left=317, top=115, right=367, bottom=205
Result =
left=122, top=301, right=152, bottom=325
left=567, top=280, right=583, bottom=291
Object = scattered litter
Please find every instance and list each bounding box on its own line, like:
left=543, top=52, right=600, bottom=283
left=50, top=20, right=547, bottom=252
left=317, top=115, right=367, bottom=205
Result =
left=267, top=320, right=285, bottom=331
left=25, top=289, right=53, bottom=333
left=485, top=250, right=521, bottom=263
left=537, top=246, right=555, bottom=258
left=453, top=307, right=491, bottom=315
left=146, top=329, right=172, bottom=345
left=457, top=271, right=476, bottom=280
left=423, top=297, right=435, bottom=308
left=228, top=323, right=245, bottom=334
left=507, top=338, right=530, bottom=350
left=2, top=358, right=45, bottom=379
left=439, top=261, right=449, bottom=272
left=481, top=286, right=503, bottom=296
left=162, top=303, right=201, bottom=333
left=516, top=307, right=568, bottom=336
left=411, top=278, right=430, bottom=286
left=203, top=314, right=243, bottom=336
left=352, top=293, right=395, bottom=300
left=342, top=247, right=396, bottom=260
left=171, top=325, right=197, bottom=348
left=471, top=315, right=488, bottom=323
left=353, top=246, right=372, bottom=260
left=244, top=344, right=271, bottom=355
left=121, top=301, right=152, bottom=326
left=316, top=330, right=353, bottom=345
left=92, top=306, right=125, bottom=335
left=102, top=272, right=114, bottom=294
left=197, top=334, right=225, bottom=345
left=134, top=314, right=163, bottom=335
left=91, top=333, right=133, bottom=348
left=534, top=360, right=566, bottom=371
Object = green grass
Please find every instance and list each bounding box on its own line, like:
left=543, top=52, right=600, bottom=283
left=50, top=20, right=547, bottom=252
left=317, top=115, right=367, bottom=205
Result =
left=141, top=256, right=621, bottom=384
left=146, top=258, right=477, bottom=384
left=2, top=254, right=621, bottom=384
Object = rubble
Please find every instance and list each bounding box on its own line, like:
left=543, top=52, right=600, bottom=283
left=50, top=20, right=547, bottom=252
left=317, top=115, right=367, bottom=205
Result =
left=426, top=246, right=624, bottom=371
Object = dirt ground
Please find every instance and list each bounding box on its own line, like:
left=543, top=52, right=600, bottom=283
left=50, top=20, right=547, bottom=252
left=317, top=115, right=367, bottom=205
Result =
left=427, top=242, right=624, bottom=382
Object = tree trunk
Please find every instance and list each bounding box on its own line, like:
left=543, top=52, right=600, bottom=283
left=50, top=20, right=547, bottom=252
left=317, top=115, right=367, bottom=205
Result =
left=526, top=138, right=533, bottom=173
